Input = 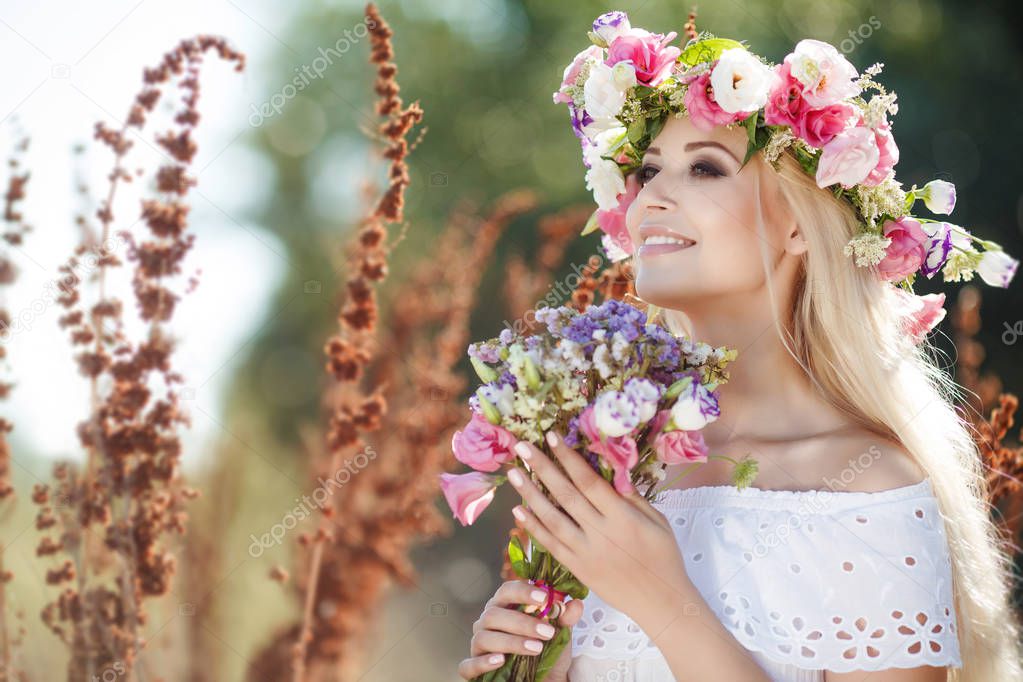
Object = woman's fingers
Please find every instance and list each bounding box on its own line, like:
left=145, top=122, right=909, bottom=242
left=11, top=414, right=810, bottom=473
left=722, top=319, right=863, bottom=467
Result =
left=457, top=652, right=506, bottom=679
left=512, top=501, right=576, bottom=569
left=514, top=440, right=603, bottom=528
left=556, top=597, right=584, bottom=628
left=471, top=627, right=550, bottom=657
left=545, top=431, right=621, bottom=515
left=485, top=579, right=552, bottom=611
left=461, top=578, right=564, bottom=679
left=474, top=603, right=558, bottom=645
left=508, top=466, right=585, bottom=554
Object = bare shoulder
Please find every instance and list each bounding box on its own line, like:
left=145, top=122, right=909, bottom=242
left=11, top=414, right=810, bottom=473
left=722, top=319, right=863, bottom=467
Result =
left=817, top=428, right=927, bottom=493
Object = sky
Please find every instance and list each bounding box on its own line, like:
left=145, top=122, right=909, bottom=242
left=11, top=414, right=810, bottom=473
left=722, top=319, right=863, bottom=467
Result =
left=0, top=0, right=302, bottom=472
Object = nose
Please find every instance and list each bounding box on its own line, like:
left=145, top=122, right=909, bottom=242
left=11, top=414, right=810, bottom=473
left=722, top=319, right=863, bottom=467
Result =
left=635, top=171, right=678, bottom=213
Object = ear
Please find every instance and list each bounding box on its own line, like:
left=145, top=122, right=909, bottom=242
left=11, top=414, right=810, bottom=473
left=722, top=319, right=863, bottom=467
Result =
left=784, top=223, right=809, bottom=256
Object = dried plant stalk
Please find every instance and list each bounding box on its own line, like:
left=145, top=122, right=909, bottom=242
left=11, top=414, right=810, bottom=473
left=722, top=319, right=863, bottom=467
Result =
left=282, top=5, right=424, bottom=681
left=949, top=286, right=1023, bottom=550
left=29, top=36, right=244, bottom=681
left=0, top=127, right=33, bottom=682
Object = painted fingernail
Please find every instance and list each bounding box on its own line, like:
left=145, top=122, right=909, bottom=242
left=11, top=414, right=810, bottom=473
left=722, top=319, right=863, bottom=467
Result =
left=524, top=639, right=543, bottom=653
left=508, top=468, right=524, bottom=487
left=531, top=589, right=547, bottom=603
left=488, top=654, right=504, bottom=665
left=546, top=431, right=558, bottom=447
left=514, top=442, right=532, bottom=459
left=536, top=622, right=555, bottom=638
left=512, top=505, right=526, bottom=521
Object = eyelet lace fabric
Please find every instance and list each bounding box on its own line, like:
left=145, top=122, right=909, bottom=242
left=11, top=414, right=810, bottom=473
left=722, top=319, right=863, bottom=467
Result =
left=569, top=478, right=962, bottom=680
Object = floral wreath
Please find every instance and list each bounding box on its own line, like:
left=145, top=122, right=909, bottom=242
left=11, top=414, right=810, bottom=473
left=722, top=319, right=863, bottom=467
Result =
left=553, top=10, right=1018, bottom=342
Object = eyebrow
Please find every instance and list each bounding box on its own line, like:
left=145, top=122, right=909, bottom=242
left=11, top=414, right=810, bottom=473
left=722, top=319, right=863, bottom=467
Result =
left=645, top=141, right=740, bottom=165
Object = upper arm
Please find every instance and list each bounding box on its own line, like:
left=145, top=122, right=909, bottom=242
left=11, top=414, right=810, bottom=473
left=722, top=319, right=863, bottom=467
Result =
left=825, top=665, right=948, bottom=681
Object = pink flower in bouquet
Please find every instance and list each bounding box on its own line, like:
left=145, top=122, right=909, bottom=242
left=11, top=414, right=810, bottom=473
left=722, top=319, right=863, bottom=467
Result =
left=578, top=405, right=639, bottom=495
left=439, top=471, right=499, bottom=526
left=656, top=429, right=709, bottom=465
left=892, top=288, right=946, bottom=345
left=794, top=102, right=856, bottom=148
left=814, top=124, right=879, bottom=189
left=878, top=217, right=928, bottom=281
left=682, top=69, right=747, bottom=132
left=451, top=412, right=517, bottom=472
left=595, top=171, right=640, bottom=255
left=605, top=28, right=680, bottom=87
left=862, top=117, right=899, bottom=186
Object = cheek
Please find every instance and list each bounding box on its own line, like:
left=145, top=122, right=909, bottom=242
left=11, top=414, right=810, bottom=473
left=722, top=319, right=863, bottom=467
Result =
left=690, top=187, right=774, bottom=271
left=625, top=198, right=642, bottom=247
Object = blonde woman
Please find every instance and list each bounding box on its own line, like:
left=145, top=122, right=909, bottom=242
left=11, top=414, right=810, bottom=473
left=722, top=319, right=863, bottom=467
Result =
left=458, top=13, right=1021, bottom=682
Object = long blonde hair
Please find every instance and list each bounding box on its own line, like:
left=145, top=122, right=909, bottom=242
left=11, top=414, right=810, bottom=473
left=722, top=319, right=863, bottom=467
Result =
left=652, top=148, right=1023, bottom=680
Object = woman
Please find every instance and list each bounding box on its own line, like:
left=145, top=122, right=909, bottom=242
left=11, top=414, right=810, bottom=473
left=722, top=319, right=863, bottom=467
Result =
left=458, top=13, right=1021, bottom=682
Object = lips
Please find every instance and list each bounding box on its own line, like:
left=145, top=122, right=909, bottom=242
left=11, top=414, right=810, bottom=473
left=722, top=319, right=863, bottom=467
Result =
left=637, top=224, right=697, bottom=258
left=639, top=224, right=697, bottom=244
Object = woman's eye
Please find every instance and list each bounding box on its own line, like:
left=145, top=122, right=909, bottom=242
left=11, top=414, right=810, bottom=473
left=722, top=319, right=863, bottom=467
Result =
left=637, top=161, right=721, bottom=186
left=690, top=161, right=722, bottom=178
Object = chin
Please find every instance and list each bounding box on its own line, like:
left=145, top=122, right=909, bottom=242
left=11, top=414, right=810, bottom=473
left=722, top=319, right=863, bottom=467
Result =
left=633, top=272, right=696, bottom=309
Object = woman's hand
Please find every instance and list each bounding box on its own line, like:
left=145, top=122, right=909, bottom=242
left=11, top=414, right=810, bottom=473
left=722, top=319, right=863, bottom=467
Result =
left=457, top=578, right=584, bottom=680
left=506, top=430, right=692, bottom=631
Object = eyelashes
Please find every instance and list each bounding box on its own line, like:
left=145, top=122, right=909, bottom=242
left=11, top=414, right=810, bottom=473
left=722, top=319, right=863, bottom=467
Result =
left=637, top=160, right=724, bottom=186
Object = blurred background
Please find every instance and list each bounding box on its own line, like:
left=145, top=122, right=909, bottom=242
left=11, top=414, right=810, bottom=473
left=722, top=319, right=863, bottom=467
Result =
left=1, top=0, right=1021, bottom=679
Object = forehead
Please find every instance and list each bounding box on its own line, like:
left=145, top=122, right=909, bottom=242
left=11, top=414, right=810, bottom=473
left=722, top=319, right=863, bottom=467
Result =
left=642, top=115, right=747, bottom=161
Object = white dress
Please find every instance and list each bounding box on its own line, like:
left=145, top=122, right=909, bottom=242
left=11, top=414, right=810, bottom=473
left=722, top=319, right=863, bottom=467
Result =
left=568, top=477, right=962, bottom=681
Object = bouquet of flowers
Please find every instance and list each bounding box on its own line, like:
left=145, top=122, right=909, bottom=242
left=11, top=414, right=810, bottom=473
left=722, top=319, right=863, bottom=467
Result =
left=439, top=299, right=758, bottom=681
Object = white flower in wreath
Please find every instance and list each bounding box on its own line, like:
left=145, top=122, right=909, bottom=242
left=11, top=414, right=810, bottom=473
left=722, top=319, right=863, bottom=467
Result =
left=583, top=60, right=637, bottom=120
left=710, top=48, right=777, bottom=113
left=585, top=142, right=621, bottom=210
left=787, top=38, right=861, bottom=108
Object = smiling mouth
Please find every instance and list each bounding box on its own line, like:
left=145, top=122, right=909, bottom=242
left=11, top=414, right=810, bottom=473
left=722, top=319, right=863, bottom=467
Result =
left=638, top=234, right=697, bottom=257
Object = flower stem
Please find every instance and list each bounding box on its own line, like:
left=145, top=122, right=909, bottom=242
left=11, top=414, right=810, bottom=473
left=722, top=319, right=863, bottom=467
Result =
left=657, top=453, right=736, bottom=490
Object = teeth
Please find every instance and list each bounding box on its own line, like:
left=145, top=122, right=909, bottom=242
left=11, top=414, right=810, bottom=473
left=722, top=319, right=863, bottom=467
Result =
left=643, top=235, right=693, bottom=246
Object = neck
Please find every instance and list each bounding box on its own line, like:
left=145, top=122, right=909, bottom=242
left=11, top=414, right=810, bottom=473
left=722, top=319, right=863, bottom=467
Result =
left=668, top=293, right=847, bottom=444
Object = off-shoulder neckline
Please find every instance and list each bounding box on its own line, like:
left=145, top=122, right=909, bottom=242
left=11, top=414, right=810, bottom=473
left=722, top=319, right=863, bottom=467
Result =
left=650, top=476, right=935, bottom=512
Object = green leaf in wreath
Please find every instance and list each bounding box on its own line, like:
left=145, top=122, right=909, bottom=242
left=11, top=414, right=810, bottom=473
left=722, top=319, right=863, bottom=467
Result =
left=580, top=208, right=601, bottom=236
left=678, top=37, right=746, bottom=67
left=627, top=116, right=647, bottom=145
left=646, top=112, right=667, bottom=146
